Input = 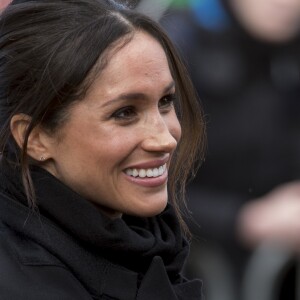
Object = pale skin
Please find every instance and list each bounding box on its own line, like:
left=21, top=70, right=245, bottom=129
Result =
left=0, top=0, right=11, bottom=10
left=229, top=0, right=300, bottom=42
left=238, top=181, right=300, bottom=251
left=10, top=31, right=182, bottom=219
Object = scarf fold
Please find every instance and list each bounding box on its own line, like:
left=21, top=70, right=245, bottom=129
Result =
left=0, top=158, right=202, bottom=299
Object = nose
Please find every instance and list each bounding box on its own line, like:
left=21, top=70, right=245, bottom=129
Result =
left=140, top=114, right=179, bottom=153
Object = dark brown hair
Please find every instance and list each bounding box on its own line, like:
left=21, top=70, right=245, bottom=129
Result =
left=0, top=0, right=206, bottom=232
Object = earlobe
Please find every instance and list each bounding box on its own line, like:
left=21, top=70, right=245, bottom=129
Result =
left=10, top=114, right=50, bottom=161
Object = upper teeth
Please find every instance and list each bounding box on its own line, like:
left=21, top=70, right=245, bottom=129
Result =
left=125, top=164, right=167, bottom=178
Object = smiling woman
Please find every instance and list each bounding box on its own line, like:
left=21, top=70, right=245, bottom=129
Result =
left=0, top=0, right=205, bottom=299
left=34, top=31, right=182, bottom=219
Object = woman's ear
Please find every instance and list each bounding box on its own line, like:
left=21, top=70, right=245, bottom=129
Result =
left=10, top=114, right=51, bottom=161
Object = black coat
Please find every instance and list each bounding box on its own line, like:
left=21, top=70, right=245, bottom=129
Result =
left=0, top=159, right=202, bottom=299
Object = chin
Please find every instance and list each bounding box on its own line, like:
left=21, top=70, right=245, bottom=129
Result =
left=130, top=200, right=168, bottom=218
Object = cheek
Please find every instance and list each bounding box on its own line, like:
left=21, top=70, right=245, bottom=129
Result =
left=86, top=130, right=138, bottom=166
left=167, top=112, right=182, bottom=142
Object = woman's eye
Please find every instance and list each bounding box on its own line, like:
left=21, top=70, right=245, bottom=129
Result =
left=159, top=94, right=176, bottom=110
left=111, top=106, right=137, bottom=120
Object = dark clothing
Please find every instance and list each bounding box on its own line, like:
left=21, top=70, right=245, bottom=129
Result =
left=0, top=159, right=202, bottom=299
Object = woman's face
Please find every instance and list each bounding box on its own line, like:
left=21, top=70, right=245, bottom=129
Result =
left=43, top=31, right=181, bottom=218
left=229, top=0, right=300, bottom=42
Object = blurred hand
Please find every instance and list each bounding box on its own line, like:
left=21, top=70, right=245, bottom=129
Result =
left=237, top=181, right=300, bottom=251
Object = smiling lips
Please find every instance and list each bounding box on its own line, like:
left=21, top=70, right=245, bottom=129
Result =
left=125, top=163, right=167, bottom=178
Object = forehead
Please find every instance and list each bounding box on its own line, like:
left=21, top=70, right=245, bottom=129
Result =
left=103, top=31, right=169, bottom=75
left=95, top=31, right=173, bottom=88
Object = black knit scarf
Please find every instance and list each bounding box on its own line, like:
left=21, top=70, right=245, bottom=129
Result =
left=0, top=158, right=202, bottom=299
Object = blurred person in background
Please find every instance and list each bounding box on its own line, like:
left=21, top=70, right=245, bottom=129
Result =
left=162, top=0, right=300, bottom=298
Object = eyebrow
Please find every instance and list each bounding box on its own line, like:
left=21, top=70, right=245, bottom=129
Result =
left=101, top=81, right=175, bottom=108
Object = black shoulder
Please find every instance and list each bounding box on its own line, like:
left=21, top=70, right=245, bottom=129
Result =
left=0, top=223, right=93, bottom=300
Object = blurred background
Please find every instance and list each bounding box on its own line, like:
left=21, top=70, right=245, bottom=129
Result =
left=159, top=0, right=300, bottom=299
left=2, top=0, right=300, bottom=299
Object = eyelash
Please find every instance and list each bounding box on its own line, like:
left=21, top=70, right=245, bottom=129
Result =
left=111, top=93, right=176, bottom=121
left=111, top=106, right=136, bottom=120
left=158, top=93, right=176, bottom=110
